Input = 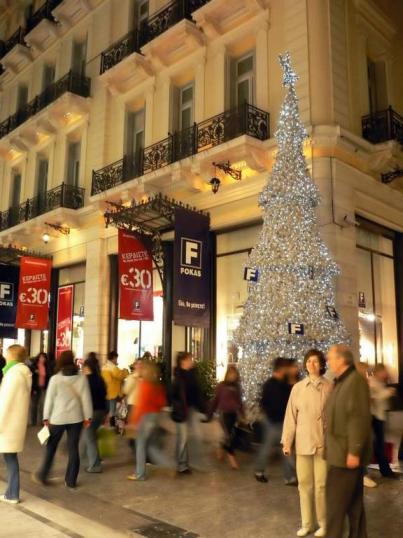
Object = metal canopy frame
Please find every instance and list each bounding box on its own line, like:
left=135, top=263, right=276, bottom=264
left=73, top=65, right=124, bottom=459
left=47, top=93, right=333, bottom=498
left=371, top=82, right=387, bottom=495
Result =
left=0, top=245, right=52, bottom=266
left=104, top=193, right=210, bottom=287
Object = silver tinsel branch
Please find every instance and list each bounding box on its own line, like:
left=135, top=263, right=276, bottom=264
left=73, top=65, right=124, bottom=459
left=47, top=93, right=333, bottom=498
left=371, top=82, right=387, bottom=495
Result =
left=235, top=52, right=350, bottom=406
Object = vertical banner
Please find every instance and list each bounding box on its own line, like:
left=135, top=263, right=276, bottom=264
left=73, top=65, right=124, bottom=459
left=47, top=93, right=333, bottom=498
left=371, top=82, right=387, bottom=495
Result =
left=118, top=229, right=154, bottom=321
left=55, top=285, right=74, bottom=359
left=16, top=257, right=52, bottom=330
left=0, top=264, right=19, bottom=338
left=173, top=208, right=210, bottom=328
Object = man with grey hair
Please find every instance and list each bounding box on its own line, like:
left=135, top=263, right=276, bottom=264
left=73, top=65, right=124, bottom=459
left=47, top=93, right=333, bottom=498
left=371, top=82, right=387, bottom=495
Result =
left=324, top=344, right=371, bottom=538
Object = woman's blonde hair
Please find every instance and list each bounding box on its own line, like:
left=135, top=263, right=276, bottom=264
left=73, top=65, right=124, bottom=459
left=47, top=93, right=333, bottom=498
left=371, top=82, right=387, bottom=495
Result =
left=7, top=344, right=27, bottom=363
left=141, top=361, right=159, bottom=383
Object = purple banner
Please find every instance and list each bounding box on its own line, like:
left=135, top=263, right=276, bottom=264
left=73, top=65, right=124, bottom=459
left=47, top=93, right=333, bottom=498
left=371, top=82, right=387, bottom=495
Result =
left=173, top=208, right=210, bottom=328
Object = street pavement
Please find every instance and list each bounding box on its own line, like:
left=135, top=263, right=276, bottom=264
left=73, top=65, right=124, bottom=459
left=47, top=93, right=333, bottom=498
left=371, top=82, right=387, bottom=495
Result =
left=0, top=423, right=402, bottom=538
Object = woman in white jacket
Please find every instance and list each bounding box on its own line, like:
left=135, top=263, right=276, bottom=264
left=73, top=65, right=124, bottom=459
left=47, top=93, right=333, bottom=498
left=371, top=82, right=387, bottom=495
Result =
left=34, top=350, right=92, bottom=489
left=0, top=345, right=32, bottom=504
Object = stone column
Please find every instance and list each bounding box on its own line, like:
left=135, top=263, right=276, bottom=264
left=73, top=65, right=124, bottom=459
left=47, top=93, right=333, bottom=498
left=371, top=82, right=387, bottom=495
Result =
left=83, top=238, right=110, bottom=361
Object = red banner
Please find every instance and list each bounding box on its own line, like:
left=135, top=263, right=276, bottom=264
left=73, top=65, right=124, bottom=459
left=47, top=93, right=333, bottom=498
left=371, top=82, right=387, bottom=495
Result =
left=55, top=285, right=74, bottom=359
left=118, top=229, right=154, bottom=321
left=16, top=257, right=52, bottom=330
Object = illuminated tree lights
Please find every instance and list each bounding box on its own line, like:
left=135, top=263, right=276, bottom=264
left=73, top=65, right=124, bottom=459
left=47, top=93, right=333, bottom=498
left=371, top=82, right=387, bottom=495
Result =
left=235, top=53, right=350, bottom=405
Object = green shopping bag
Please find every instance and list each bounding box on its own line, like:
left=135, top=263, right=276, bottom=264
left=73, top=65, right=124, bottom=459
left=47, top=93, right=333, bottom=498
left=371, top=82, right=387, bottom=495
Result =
left=97, top=427, right=117, bottom=459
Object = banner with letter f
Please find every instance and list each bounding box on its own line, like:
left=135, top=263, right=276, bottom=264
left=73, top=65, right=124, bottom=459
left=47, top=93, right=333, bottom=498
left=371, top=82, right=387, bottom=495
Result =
left=173, top=208, right=210, bottom=328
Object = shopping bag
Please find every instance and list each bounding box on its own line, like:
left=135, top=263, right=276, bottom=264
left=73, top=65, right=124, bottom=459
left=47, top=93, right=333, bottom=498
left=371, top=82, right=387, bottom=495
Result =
left=37, top=425, right=50, bottom=446
left=97, top=426, right=117, bottom=459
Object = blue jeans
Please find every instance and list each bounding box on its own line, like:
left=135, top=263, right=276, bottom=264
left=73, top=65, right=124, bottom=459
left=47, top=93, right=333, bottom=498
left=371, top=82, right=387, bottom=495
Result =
left=2, top=453, right=19, bottom=501
left=81, top=409, right=106, bottom=471
left=175, top=408, right=204, bottom=472
left=135, top=413, right=172, bottom=480
left=255, top=417, right=296, bottom=480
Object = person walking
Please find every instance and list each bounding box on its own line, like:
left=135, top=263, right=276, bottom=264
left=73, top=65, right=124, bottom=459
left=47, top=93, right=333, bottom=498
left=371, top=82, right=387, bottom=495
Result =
left=209, top=364, right=244, bottom=470
left=102, top=351, right=128, bottom=428
left=34, top=350, right=92, bottom=489
left=254, top=357, right=297, bottom=484
left=127, top=362, right=171, bottom=481
left=28, top=352, right=53, bottom=426
left=282, top=350, right=332, bottom=537
left=81, top=352, right=107, bottom=473
left=325, top=344, right=372, bottom=538
left=171, top=352, right=207, bottom=475
left=369, top=363, right=398, bottom=479
left=123, top=358, right=143, bottom=413
left=0, top=345, right=32, bottom=504
left=0, top=352, right=6, bottom=384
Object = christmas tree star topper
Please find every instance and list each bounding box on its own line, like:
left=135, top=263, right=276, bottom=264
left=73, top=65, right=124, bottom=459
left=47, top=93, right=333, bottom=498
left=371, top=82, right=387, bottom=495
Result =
left=279, top=52, right=299, bottom=88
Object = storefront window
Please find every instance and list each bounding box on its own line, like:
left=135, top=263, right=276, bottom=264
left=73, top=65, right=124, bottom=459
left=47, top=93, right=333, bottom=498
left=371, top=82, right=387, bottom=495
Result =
left=216, top=225, right=260, bottom=380
left=356, top=226, right=398, bottom=380
left=59, top=264, right=86, bottom=360
left=117, top=269, right=163, bottom=369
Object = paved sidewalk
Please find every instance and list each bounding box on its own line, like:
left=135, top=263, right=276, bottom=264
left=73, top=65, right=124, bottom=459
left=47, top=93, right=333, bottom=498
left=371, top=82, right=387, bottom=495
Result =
left=1, top=424, right=402, bottom=537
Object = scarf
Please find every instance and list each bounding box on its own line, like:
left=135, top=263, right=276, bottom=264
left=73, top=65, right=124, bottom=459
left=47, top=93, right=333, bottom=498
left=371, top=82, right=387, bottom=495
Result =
left=2, top=360, right=19, bottom=376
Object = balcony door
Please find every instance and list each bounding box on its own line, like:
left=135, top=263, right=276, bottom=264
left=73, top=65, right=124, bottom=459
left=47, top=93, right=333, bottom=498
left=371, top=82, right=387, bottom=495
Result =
left=66, top=141, right=81, bottom=188
left=16, top=84, right=28, bottom=124
left=137, top=0, right=149, bottom=28
left=367, top=58, right=388, bottom=115
left=171, top=83, right=194, bottom=160
left=9, top=171, right=21, bottom=226
left=125, top=109, right=145, bottom=179
left=72, top=39, right=87, bottom=77
left=227, top=53, right=255, bottom=109
left=36, top=158, right=48, bottom=215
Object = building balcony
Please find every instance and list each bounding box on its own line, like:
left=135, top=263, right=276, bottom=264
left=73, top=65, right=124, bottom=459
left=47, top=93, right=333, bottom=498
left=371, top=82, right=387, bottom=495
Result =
left=52, top=0, right=104, bottom=28
left=26, top=0, right=63, bottom=33
left=99, top=0, right=209, bottom=75
left=362, top=107, right=403, bottom=145
left=91, top=102, right=269, bottom=196
left=0, top=27, right=32, bottom=77
left=0, top=71, right=91, bottom=142
left=0, top=183, right=85, bottom=233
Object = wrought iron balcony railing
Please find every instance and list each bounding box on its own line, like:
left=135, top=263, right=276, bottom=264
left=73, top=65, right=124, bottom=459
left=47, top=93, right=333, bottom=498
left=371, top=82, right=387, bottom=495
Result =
left=26, top=0, right=63, bottom=33
left=0, top=183, right=85, bottom=232
left=3, top=26, right=27, bottom=55
left=362, top=107, right=403, bottom=145
left=0, top=70, right=91, bottom=139
left=92, top=102, right=270, bottom=195
left=99, top=0, right=209, bottom=74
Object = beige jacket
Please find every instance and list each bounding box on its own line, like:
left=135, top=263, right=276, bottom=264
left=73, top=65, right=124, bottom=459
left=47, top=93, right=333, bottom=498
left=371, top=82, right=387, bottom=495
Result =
left=282, top=376, right=332, bottom=456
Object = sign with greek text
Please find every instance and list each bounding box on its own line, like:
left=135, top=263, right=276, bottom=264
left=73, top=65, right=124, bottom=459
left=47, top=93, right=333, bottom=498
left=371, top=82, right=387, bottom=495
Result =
left=0, top=264, right=19, bottom=338
left=173, top=208, right=210, bottom=328
left=16, top=257, right=52, bottom=330
left=56, top=285, right=74, bottom=359
left=118, top=229, right=154, bottom=321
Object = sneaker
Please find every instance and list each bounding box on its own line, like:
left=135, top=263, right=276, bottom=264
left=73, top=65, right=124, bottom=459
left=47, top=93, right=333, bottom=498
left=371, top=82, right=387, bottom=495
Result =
left=127, top=474, right=145, bottom=481
left=254, top=473, right=268, bottom=483
left=0, top=495, right=19, bottom=505
left=314, top=528, right=326, bottom=537
left=363, top=475, right=377, bottom=488
left=285, top=477, right=298, bottom=486
left=297, top=529, right=311, bottom=537
left=64, top=482, right=77, bottom=491
left=177, top=468, right=192, bottom=476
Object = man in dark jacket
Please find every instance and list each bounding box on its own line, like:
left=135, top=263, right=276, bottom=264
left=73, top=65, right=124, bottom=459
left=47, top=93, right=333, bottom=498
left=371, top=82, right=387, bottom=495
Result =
left=171, top=352, right=206, bottom=475
left=325, top=344, right=372, bottom=538
left=254, top=357, right=297, bottom=484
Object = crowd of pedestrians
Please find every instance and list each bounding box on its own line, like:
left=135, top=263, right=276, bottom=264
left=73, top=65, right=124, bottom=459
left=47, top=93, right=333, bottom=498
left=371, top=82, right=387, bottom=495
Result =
left=0, top=343, right=401, bottom=538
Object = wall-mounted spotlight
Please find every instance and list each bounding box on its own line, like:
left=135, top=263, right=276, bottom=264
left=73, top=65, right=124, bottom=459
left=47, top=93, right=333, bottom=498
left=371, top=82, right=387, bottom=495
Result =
left=209, top=177, right=221, bottom=194
left=42, top=232, right=50, bottom=244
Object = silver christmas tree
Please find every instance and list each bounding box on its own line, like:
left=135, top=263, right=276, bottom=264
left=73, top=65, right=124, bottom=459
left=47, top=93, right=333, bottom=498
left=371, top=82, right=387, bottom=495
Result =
left=235, top=53, right=350, bottom=405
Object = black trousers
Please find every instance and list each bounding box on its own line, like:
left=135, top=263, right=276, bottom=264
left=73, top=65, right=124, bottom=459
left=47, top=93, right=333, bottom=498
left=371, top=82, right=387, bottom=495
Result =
left=326, top=466, right=367, bottom=538
left=220, top=412, right=237, bottom=455
left=372, top=416, right=392, bottom=476
left=38, top=422, right=83, bottom=487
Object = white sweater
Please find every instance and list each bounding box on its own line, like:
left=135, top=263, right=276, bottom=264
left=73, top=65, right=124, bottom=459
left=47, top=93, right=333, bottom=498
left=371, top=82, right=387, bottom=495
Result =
left=44, top=372, right=93, bottom=425
left=0, top=363, right=32, bottom=453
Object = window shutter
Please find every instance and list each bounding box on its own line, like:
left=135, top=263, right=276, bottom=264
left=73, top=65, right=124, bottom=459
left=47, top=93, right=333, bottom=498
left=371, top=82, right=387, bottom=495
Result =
left=170, top=85, right=180, bottom=133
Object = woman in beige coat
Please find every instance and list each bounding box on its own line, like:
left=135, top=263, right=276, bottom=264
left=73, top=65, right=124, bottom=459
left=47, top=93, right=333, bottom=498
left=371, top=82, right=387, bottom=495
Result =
left=0, top=345, right=32, bottom=504
left=281, top=349, right=332, bottom=538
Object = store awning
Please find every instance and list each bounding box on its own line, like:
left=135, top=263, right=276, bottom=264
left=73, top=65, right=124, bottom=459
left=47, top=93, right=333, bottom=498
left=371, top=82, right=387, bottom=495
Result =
left=104, top=193, right=209, bottom=236
left=0, top=245, right=52, bottom=265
